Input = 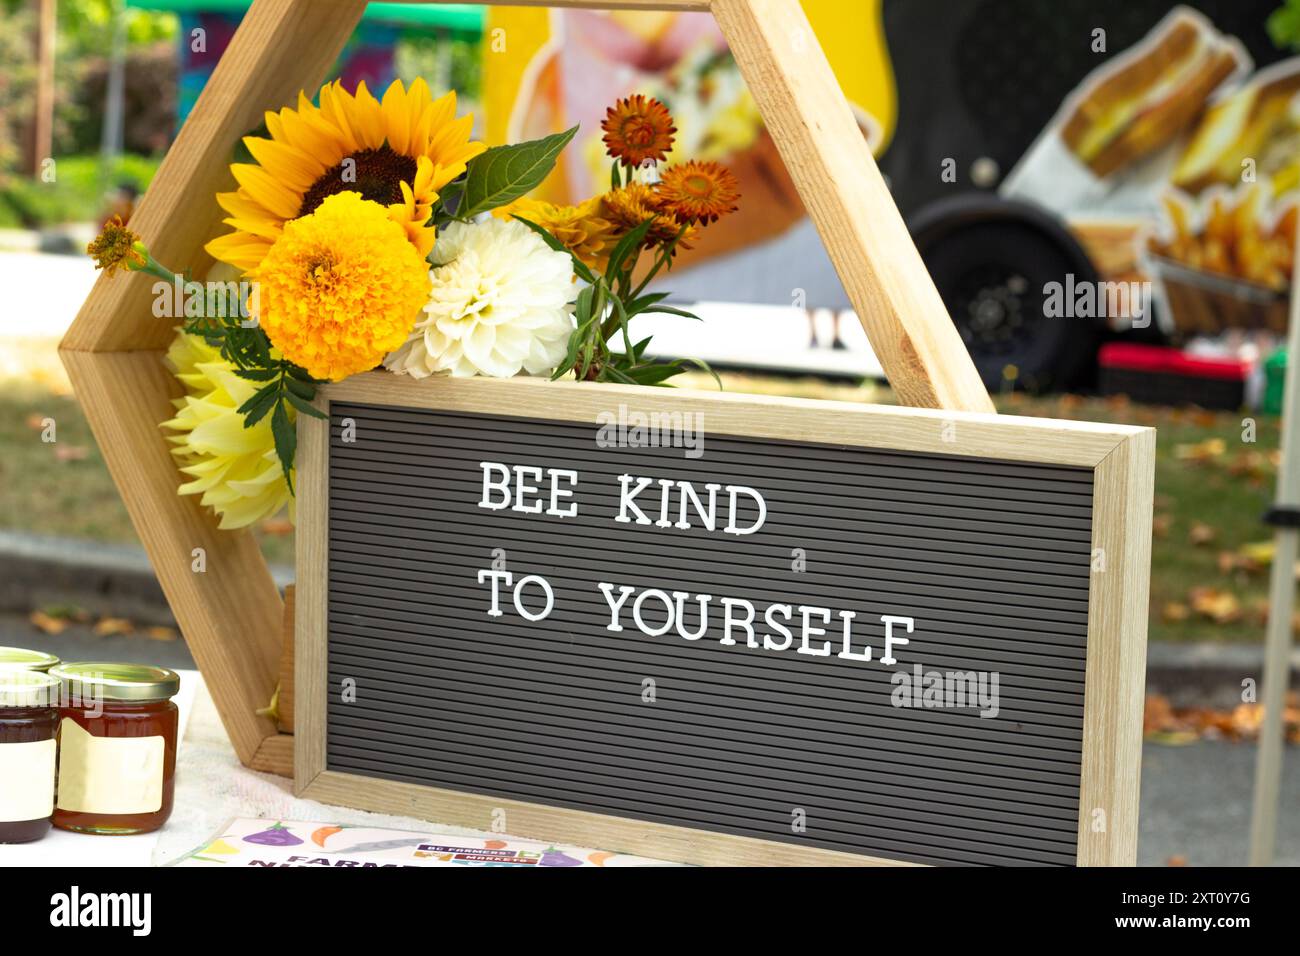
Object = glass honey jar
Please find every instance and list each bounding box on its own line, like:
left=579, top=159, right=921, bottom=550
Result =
left=0, top=647, right=60, bottom=673
left=49, top=663, right=180, bottom=835
left=0, top=671, right=60, bottom=843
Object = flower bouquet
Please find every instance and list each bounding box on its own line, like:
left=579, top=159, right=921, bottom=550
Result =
left=89, top=81, right=738, bottom=530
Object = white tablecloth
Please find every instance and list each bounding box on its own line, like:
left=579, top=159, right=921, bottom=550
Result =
left=3, top=671, right=530, bottom=866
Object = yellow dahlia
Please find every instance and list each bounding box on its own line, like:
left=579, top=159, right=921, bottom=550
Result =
left=206, top=78, right=484, bottom=271
left=603, top=182, right=698, bottom=251
left=253, top=192, right=432, bottom=381
left=658, top=160, right=740, bottom=224
left=601, top=95, right=676, bottom=168
left=162, top=330, right=294, bottom=530
left=498, top=196, right=618, bottom=271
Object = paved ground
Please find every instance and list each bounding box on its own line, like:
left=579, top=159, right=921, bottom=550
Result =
left=8, top=617, right=1295, bottom=867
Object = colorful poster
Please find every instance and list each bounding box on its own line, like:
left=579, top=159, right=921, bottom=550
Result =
left=172, top=818, right=680, bottom=868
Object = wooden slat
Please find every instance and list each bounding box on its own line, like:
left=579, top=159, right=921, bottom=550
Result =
left=326, top=372, right=1138, bottom=468
left=250, top=732, right=295, bottom=776
left=278, top=583, right=296, bottom=734
left=59, top=350, right=283, bottom=764
left=710, top=0, right=993, bottom=413
left=304, top=769, right=915, bottom=866
left=61, top=0, right=369, bottom=354
left=1076, top=429, right=1154, bottom=865
left=392, top=0, right=711, bottom=7
left=295, top=389, right=330, bottom=789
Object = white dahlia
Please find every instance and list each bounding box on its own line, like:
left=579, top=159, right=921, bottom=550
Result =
left=384, top=218, right=577, bottom=379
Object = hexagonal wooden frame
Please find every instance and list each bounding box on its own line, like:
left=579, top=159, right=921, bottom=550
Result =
left=59, top=0, right=993, bottom=777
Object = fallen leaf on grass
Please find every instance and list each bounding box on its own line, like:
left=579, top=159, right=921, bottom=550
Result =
left=93, top=617, right=133, bottom=636
left=1152, top=514, right=1173, bottom=539
left=24, top=413, right=47, bottom=431
left=1174, top=438, right=1226, bottom=462
left=54, top=445, right=89, bottom=462
left=1188, top=522, right=1217, bottom=546
left=259, top=517, right=293, bottom=536
left=1144, top=691, right=1300, bottom=743
left=1162, top=602, right=1190, bottom=623
left=1218, top=551, right=1254, bottom=575
left=1166, top=855, right=1188, bottom=867
left=1188, top=587, right=1242, bottom=623
left=144, top=626, right=178, bottom=642
left=28, top=610, right=67, bottom=635
left=1226, top=450, right=1274, bottom=481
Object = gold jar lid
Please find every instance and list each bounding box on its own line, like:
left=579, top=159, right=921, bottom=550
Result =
left=0, top=646, right=61, bottom=672
left=49, top=662, right=180, bottom=702
left=0, top=671, right=60, bottom=708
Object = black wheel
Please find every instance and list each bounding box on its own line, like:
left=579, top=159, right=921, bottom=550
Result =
left=909, top=194, right=1101, bottom=393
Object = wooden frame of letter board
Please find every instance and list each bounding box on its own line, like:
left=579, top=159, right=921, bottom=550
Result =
left=296, top=373, right=1154, bottom=867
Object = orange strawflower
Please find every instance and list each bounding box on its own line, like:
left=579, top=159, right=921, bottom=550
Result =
left=602, top=182, right=698, bottom=252
left=87, top=216, right=147, bottom=275
left=601, top=95, right=676, bottom=168
left=658, top=160, right=740, bottom=224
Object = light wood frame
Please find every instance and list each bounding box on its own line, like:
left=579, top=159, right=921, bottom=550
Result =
left=296, top=372, right=1154, bottom=866
left=57, top=0, right=995, bottom=778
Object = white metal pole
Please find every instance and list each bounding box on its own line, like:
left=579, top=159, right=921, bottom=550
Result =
left=101, top=0, right=127, bottom=162
left=1248, top=224, right=1300, bottom=866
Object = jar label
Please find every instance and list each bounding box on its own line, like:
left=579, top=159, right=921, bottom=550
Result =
left=56, top=719, right=164, bottom=815
left=0, top=738, right=56, bottom=822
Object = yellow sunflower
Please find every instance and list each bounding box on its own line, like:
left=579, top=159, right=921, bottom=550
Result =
left=206, top=78, right=484, bottom=271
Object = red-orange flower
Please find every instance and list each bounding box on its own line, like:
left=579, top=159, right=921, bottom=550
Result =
left=602, top=182, right=697, bottom=252
left=601, top=95, right=676, bottom=168
left=658, top=160, right=740, bottom=224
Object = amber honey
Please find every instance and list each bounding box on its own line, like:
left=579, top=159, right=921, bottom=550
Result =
left=49, top=664, right=180, bottom=836
left=0, top=672, right=60, bottom=843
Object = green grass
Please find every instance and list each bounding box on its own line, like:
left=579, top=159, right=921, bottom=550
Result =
left=0, top=154, right=162, bottom=229
left=1, top=373, right=1286, bottom=642
left=0, top=381, right=294, bottom=566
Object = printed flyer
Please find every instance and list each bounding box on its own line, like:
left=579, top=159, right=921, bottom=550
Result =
left=172, top=819, right=679, bottom=868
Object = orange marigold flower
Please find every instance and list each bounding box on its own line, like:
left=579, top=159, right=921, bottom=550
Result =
left=601, top=95, right=676, bottom=168
left=602, top=182, right=698, bottom=252
left=87, top=216, right=147, bottom=275
left=658, top=160, right=741, bottom=225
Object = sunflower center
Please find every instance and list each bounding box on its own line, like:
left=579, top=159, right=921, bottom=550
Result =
left=299, top=146, right=417, bottom=218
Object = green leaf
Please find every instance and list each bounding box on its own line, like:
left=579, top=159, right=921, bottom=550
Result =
left=604, top=217, right=655, bottom=281
left=603, top=365, right=639, bottom=386
left=232, top=367, right=279, bottom=382
left=684, top=356, right=723, bottom=389
left=457, top=126, right=578, bottom=219
left=610, top=160, right=622, bottom=192
left=270, top=401, right=297, bottom=494
left=283, top=376, right=315, bottom=400
left=625, top=362, right=687, bottom=386
left=514, top=215, right=598, bottom=285
left=238, top=382, right=280, bottom=427
left=623, top=292, right=670, bottom=316
left=631, top=335, right=654, bottom=360
left=284, top=389, right=327, bottom=420
left=646, top=304, right=701, bottom=321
